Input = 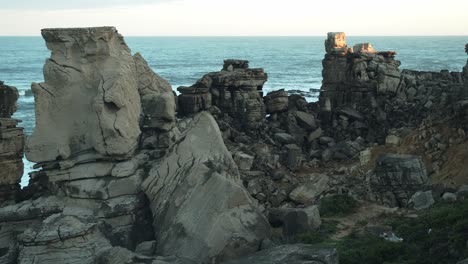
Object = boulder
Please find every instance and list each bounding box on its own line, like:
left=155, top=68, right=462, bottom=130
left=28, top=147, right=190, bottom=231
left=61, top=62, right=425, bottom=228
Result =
left=268, top=206, right=321, bottom=237
left=408, top=191, right=434, bottom=210
left=264, top=90, right=288, bottom=114
left=325, top=32, right=347, bottom=54
left=284, top=144, right=303, bottom=170
left=442, top=192, right=457, bottom=202
left=353, top=43, right=376, bottom=53
left=295, top=111, right=316, bottom=130
left=17, top=214, right=112, bottom=264
left=26, top=27, right=142, bottom=164
left=142, top=112, right=270, bottom=263
left=233, top=152, right=254, bottom=171
left=289, top=173, right=330, bottom=204
left=223, top=244, right=338, bottom=264
left=370, top=154, right=430, bottom=207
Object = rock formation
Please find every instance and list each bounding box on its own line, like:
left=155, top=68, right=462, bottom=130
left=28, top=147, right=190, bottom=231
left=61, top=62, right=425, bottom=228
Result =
left=25, top=27, right=142, bottom=165
left=320, top=32, right=401, bottom=111
left=0, top=81, right=24, bottom=204
left=142, top=112, right=270, bottom=263
left=177, top=59, right=267, bottom=128
left=2, top=29, right=468, bottom=263
left=0, top=27, right=272, bottom=264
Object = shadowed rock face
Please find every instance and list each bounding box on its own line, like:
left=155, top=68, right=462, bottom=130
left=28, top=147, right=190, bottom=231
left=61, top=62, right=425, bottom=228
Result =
left=25, top=27, right=142, bottom=164
left=0, top=82, right=24, bottom=204
left=0, top=82, right=19, bottom=118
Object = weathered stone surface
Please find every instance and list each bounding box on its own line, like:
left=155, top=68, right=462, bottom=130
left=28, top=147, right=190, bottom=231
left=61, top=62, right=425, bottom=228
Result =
left=325, top=32, right=347, bottom=54
left=233, top=152, right=254, bottom=171
left=17, top=214, right=112, bottom=264
left=289, top=173, right=330, bottom=204
left=26, top=27, right=142, bottom=164
left=353, top=43, right=376, bottom=53
left=408, top=190, right=434, bottom=210
left=0, top=82, right=24, bottom=204
left=178, top=60, right=267, bottom=128
left=223, top=244, right=338, bottom=264
left=268, top=206, right=321, bottom=237
left=264, top=90, right=288, bottom=114
left=142, top=112, right=270, bottom=263
left=370, top=154, right=430, bottom=207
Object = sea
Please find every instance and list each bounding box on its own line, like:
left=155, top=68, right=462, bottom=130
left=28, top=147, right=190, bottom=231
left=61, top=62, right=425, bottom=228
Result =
left=0, top=36, right=467, bottom=186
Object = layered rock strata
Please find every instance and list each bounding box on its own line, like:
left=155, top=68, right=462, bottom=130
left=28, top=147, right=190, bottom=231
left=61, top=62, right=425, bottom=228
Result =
left=0, top=82, right=24, bottom=204
left=177, top=60, right=267, bottom=128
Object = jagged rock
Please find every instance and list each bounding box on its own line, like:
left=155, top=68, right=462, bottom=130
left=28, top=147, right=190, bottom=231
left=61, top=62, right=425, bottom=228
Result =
left=307, top=128, right=323, bottom=143
left=268, top=206, right=321, bottom=237
left=233, top=152, right=254, bottom=171
left=177, top=87, right=212, bottom=116
left=26, top=27, right=142, bottom=164
left=17, top=214, right=112, bottom=264
left=135, top=240, right=157, bottom=256
left=289, top=173, right=330, bottom=204
left=370, top=154, right=430, bottom=207
left=294, top=111, right=316, bottom=130
left=0, top=81, right=19, bottom=118
left=284, top=144, right=303, bottom=170
left=178, top=60, right=267, bottom=128
left=264, top=90, right=288, bottom=114
left=320, top=32, right=402, bottom=111
left=223, top=244, right=338, bottom=264
left=274, top=133, right=296, bottom=145
left=408, top=190, right=434, bottom=210
left=325, top=32, right=347, bottom=54
left=0, top=82, right=24, bottom=204
left=353, top=43, right=376, bottom=54
left=142, top=112, right=270, bottom=263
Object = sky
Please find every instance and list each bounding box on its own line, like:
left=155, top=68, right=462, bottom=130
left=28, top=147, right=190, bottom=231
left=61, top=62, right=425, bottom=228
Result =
left=0, top=0, right=467, bottom=36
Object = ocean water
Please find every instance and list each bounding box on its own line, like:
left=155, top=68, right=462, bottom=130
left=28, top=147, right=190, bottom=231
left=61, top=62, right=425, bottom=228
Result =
left=0, top=36, right=467, bottom=186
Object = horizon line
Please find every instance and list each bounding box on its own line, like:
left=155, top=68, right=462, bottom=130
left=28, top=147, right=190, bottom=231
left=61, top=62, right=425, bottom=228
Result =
left=1, top=34, right=468, bottom=38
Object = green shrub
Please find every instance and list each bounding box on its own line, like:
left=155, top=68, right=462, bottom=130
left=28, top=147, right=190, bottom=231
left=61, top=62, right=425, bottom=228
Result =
left=319, top=195, right=358, bottom=217
left=298, top=220, right=339, bottom=244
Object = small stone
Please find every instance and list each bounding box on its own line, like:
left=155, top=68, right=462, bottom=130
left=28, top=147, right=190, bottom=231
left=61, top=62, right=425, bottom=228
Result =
left=233, top=152, right=255, bottom=171
left=408, top=191, right=434, bottom=210
left=135, top=240, right=157, bottom=256
left=442, top=192, right=457, bottom=202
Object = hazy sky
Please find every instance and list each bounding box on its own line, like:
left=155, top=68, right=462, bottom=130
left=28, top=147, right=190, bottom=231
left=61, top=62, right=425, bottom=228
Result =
left=0, top=0, right=467, bottom=36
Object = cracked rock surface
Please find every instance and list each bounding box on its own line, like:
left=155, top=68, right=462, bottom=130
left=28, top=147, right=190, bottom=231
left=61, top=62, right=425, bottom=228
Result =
left=25, top=27, right=142, bottom=164
left=142, top=112, right=271, bottom=263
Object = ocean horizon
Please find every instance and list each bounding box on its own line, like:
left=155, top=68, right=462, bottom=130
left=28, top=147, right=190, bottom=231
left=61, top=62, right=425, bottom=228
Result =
left=0, top=35, right=467, bottom=186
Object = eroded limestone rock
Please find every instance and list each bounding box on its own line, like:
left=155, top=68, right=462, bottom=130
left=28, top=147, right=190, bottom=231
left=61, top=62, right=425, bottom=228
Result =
left=26, top=27, right=142, bottom=164
left=142, top=112, right=271, bottom=263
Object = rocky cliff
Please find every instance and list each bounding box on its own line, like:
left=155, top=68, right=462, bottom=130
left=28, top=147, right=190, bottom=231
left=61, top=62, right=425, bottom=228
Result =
left=1, top=28, right=468, bottom=264
left=0, top=82, right=24, bottom=204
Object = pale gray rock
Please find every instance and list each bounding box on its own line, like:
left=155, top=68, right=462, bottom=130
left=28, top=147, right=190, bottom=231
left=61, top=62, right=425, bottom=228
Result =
left=289, top=173, right=330, bottom=204
left=133, top=52, right=172, bottom=96
left=442, top=192, right=457, bottom=202
left=294, top=111, right=316, bottom=130
left=26, top=27, right=142, bottom=164
left=135, top=240, right=157, bottom=256
left=17, top=214, right=112, bottom=264
left=233, top=152, right=255, bottom=171
left=142, top=112, right=270, bottom=263
left=223, top=244, right=338, bottom=264
left=408, top=191, right=434, bottom=210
